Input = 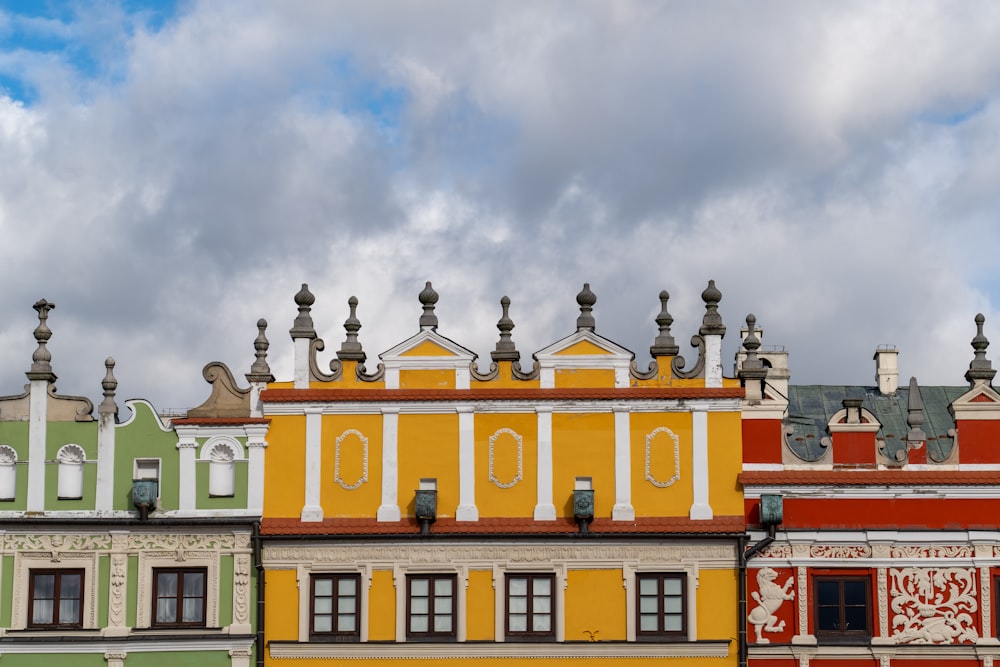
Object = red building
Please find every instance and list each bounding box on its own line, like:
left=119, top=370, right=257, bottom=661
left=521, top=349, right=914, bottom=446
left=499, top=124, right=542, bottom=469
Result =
left=739, top=314, right=1000, bottom=667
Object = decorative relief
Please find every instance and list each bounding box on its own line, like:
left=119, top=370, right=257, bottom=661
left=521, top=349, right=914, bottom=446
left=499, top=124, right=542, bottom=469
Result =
left=644, top=427, right=680, bottom=488
left=890, top=567, right=979, bottom=644
left=265, top=544, right=735, bottom=564
left=877, top=569, right=888, bottom=638
left=334, top=429, right=368, bottom=490
left=759, top=544, right=792, bottom=558
left=233, top=553, right=251, bottom=626
left=810, top=545, right=871, bottom=558
left=0, top=444, right=17, bottom=464
left=796, top=567, right=808, bottom=636
left=128, top=534, right=236, bottom=551
left=56, top=443, right=86, bottom=463
left=747, top=567, right=794, bottom=643
left=488, top=428, right=523, bottom=489
left=108, top=554, right=128, bottom=628
left=983, top=567, right=993, bottom=639
left=892, top=545, right=974, bottom=559
left=4, top=534, right=111, bottom=552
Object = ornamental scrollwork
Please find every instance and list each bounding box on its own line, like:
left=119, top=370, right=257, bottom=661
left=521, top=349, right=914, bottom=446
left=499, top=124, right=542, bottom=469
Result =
left=127, top=534, right=236, bottom=551
left=809, top=545, right=871, bottom=558
left=488, top=428, right=523, bottom=489
left=892, top=545, right=974, bottom=559
left=233, top=553, right=252, bottom=626
left=890, top=567, right=979, bottom=644
left=334, top=429, right=368, bottom=490
left=645, top=427, right=679, bottom=488
left=4, top=534, right=111, bottom=552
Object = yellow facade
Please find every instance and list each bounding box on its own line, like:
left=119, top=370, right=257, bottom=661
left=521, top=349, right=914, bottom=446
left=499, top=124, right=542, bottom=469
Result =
left=260, top=282, right=745, bottom=665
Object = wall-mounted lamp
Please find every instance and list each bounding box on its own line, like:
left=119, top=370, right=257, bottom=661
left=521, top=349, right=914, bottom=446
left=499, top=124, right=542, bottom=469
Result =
left=415, top=478, right=438, bottom=535
left=132, top=478, right=158, bottom=521
left=573, top=477, right=594, bottom=534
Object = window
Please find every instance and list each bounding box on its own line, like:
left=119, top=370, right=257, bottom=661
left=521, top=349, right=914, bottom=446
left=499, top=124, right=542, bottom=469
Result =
left=29, top=570, right=83, bottom=628
left=506, top=573, right=554, bottom=640
left=310, top=574, right=360, bottom=641
left=814, top=576, right=870, bottom=641
left=406, top=574, right=455, bottom=640
left=134, top=458, right=161, bottom=500
left=152, top=568, right=206, bottom=627
left=636, top=573, right=686, bottom=640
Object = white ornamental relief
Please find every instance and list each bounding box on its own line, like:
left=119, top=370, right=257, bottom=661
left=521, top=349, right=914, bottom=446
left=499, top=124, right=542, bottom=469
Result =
left=890, top=567, right=979, bottom=644
left=488, top=428, right=523, bottom=489
left=4, top=534, right=111, bottom=552
left=128, top=534, right=236, bottom=551
left=747, top=567, right=794, bottom=643
left=759, top=544, right=792, bottom=559
left=892, top=545, right=974, bottom=559
left=233, top=553, right=252, bottom=626
left=334, top=429, right=368, bottom=490
left=810, top=545, right=872, bottom=558
left=645, top=427, right=680, bottom=488
left=108, top=554, right=128, bottom=628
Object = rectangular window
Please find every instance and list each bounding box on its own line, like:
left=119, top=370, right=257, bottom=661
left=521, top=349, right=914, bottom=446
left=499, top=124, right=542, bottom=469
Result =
left=29, top=570, right=83, bottom=629
left=506, top=573, right=554, bottom=640
left=134, top=458, right=161, bottom=499
left=310, top=574, right=360, bottom=641
left=153, top=568, right=206, bottom=628
left=636, top=573, right=686, bottom=640
left=406, top=574, right=456, bottom=640
left=814, top=576, right=870, bottom=641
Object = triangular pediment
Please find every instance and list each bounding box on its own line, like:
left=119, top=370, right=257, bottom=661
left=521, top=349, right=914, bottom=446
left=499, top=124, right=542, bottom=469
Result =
left=950, top=383, right=1000, bottom=418
left=401, top=339, right=459, bottom=357
left=381, top=330, right=476, bottom=362
left=535, top=330, right=634, bottom=360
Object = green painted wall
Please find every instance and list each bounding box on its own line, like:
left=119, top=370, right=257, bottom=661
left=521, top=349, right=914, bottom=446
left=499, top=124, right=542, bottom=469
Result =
left=0, top=422, right=30, bottom=510
left=98, top=554, right=109, bottom=628
left=113, top=401, right=179, bottom=511
left=1, top=554, right=13, bottom=627
left=44, top=420, right=98, bottom=510
left=0, top=654, right=104, bottom=667
left=125, top=651, right=233, bottom=667
left=218, top=554, right=235, bottom=627
left=127, top=555, right=138, bottom=627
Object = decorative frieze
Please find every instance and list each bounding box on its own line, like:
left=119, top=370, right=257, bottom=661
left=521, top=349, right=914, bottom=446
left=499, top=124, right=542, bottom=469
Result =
left=4, top=533, right=111, bottom=553
left=127, top=533, right=237, bottom=551
left=809, top=545, right=871, bottom=558
left=892, top=545, right=974, bottom=559
left=890, top=567, right=978, bottom=644
left=108, top=553, right=128, bottom=629
left=233, top=553, right=252, bottom=628
left=758, top=544, right=792, bottom=558
left=877, top=568, right=888, bottom=638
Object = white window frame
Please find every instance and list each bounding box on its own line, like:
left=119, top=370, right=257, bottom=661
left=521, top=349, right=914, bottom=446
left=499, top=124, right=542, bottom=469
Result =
left=13, top=553, right=99, bottom=630
left=297, top=564, right=372, bottom=642
left=136, top=553, right=219, bottom=629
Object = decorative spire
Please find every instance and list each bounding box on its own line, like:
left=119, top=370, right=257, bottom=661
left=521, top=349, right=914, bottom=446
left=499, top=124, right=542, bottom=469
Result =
left=738, top=315, right=767, bottom=400
left=26, top=299, right=57, bottom=382
left=99, top=357, right=118, bottom=417
left=289, top=283, right=317, bottom=340
left=906, top=376, right=926, bottom=441
left=419, top=281, right=439, bottom=330
left=576, top=283, right=596, bottom=331
left=491, top=296, right=520, bottom=362
left=649, top=290, right=679, bottom=356
left=337, top=296, right=366, bottom=362
left=246, top=318, right=275, bottom=383
left=698, top=279, right=726, bottom=337
left=966, top=313, right=996, bottom=386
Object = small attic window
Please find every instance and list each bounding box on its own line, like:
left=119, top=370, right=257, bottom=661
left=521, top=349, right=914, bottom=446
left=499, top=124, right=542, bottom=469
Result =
left=135, top=459, right=161, bottom=499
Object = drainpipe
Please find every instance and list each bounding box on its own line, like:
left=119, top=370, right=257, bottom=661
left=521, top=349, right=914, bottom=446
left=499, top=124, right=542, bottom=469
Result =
left=253, top=521, right=265, bottom=667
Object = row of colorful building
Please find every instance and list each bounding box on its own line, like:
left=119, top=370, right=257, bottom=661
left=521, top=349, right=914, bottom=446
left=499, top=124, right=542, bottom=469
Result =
left=0, top=282, right=998, bottom=667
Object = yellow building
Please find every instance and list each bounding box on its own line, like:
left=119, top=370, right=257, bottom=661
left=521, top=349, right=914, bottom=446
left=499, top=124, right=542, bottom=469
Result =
left=259, top=281, right=745, bottom=665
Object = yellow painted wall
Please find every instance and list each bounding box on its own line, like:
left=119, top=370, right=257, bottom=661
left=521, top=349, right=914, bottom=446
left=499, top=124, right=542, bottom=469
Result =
left=474, top=413, right=537, bottom=517
left=264, top=568, right=299, bottom=641
left=707, top=410, right=743, bottom=515
left=696, top=568, right=738, bottom=640
left=629, top=412, right=693, bottom=518
left=400, top=369, right=456, bottom=389
left=473, top=362, right=541, bottom=389
left=320, top=414, right=383, bottom=517
left=554, top=368, right=616, bottom=388
left=263, top=414, right=307, bottom=517
left=368, top=569, right=396, bottom=641
left=401, top=340, right=458, bottom=356
left=552, top=413, right=615, bottom=518
left=564, top=569, right=626, bottom=642
left=466, top=569, right=496, bottom=640
left=555, top=341, right=612, bottom=355
left=398, top=413, right=459, bottom=518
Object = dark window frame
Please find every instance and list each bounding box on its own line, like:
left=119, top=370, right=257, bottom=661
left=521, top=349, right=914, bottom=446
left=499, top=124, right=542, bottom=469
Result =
left=310, top=573, right=361, bottom=642
left=635, top=572, right=687, bottom=641
left=406, top=574, right=457, bottom=641
left=505, top=573, right=556, bottom=641
left=28, top=569, right=85, bottom=629
left=152, top=567, right=207, bottom=628
left=813, top=574, right=871, bottom=642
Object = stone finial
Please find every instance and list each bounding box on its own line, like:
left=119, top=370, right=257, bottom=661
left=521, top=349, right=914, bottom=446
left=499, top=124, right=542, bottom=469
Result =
left=906, top=376, right=926, bottom=442
left=698, top=280, right=726, bottom=337
left=491, top=296, right=520, bottom=362
left=26, top=299, right=57, bottom=382
left=99, top=357, right=118, bottom=417
left=738, top=315, right=768, bottom=400
left=246, top=318, right=275, bottom=383
left=649, top=290, right=679, bottom=356
left=966, top=313, right=996, bottom=386
left=337, top=296, right=366, bottom=362
left=289, top=284, right=317, bottom=340
left=576, top=283, right=596, bottom=331
left=419, top=281, right=439, bottom=330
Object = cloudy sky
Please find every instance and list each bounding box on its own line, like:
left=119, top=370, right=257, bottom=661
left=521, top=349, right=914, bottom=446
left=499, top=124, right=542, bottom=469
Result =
left=1, top=1, right=999, bottom=411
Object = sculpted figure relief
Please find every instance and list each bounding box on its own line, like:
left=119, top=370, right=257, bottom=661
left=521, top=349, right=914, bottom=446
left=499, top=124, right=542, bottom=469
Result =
left=748, top=567, right=795, bottom=643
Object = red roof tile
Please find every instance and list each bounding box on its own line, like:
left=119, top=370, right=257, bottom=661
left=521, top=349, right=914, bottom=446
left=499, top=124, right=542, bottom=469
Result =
left=261, top=515, right=745, bottom=536
left=740, top=470, right=1000, bottom=486
left=261, top=387, right=744, bottom=403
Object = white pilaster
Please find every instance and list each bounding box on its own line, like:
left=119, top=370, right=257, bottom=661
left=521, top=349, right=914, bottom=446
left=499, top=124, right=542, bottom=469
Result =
left=95, top=411, right=116, bottom=512
left=246, top=424, right=268, bottom=514
left=293, top=338, right=311, bottom=389
left=688, top=409, right=713, bottom=520
left=301, top=407, right=324, bottom=521
left=612, top=406, right=634, bottom=520
left=26, top=379, right=48, bottom=511
left=533, top=407, right=556, bottom=520
left=377, top=408, right=401, bottom=521
left=455, top=406, right=478, bottom=521
left=704, top=334, right=723, bottom=388
left=176, top=427, right=198, bottom=512
left=249, top=382, right=265, bottom=418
